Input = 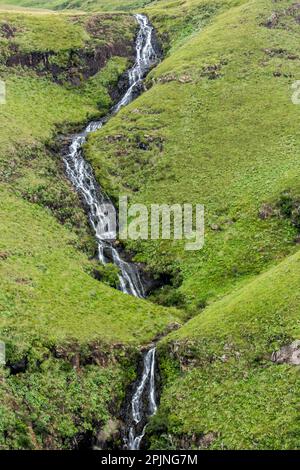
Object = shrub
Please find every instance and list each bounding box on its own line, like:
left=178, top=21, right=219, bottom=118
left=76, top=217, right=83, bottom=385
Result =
left=151, top=286, right=186, bottom=308
left=91, top=263, right=120, bottom=289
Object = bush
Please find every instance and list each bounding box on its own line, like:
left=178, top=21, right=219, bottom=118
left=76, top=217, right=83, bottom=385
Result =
left=91, top=263, right=120, bottom=289
left=277, top=191, right=300, bottom=229
left=277, top=192, right=294, bottom=218
left=151, top=286, right=186, bottom=308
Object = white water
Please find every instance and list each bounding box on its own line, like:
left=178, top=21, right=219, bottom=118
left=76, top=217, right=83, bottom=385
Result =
left=63, top=14, right=158, bottom=297
left=126, top=347, right=157, bottom=450
left=63, top=14, right=159, bottom=451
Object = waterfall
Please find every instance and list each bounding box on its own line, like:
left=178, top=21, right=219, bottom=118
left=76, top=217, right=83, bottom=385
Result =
left=63, top=14, right=159, bottom=450
left=63, top=14, right=159, bottom=298
left=126, top=347, right=157, bottom=450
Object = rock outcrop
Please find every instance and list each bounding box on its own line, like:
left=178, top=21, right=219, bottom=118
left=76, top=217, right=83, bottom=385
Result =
left=271, top=340, right=300, bottom=365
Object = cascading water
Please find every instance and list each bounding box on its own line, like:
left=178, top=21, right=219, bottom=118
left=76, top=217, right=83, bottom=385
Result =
left=63, top=14, right=159, bottom=450
left=63, top=13, right=159, bottom=298
left=125, top=347, right=157, bottom=450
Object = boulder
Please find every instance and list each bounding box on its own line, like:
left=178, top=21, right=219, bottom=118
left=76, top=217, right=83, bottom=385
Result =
left=271, top=340, right=300, bottom=365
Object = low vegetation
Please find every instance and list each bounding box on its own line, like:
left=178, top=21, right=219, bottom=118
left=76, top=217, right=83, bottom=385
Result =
left=0, top=7, right=179, bottom=449
left=1, top=0, right=300, bottom=451
left=152, top=248, right=300, bottom=449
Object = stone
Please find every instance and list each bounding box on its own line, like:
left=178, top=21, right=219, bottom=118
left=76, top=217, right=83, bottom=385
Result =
left=271, top=340, right=300, bottom=365
left=178, top=74, right=193, bottom=83
left=263, top=12, right=280, bottom=29
left=96, top=419, right=120, bottom=449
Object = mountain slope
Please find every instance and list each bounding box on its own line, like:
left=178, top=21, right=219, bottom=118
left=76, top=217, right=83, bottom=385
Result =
left=82, top=0, right=300, bottom=449
left=85, top=0, right=300, bottom=310
left=153, top=248, right=300, bottom=449
left=0, top=9, right=180, bottom=449
left=1, top=0, right=300, bottom=451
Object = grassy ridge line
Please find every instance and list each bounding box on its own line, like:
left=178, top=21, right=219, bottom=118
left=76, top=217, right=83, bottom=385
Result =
left=0, top=0, right=150, bottom=12
left=152, top=248, right=300, bottom=449
left=84, top=0, right=300, bottom=311
left=0, top=4, right=55, bottom=12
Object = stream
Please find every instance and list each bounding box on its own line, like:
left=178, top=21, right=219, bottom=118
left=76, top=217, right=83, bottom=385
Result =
left=63, top=14, right=159, bottom=450
left=125, top=347, right=157, bottom=450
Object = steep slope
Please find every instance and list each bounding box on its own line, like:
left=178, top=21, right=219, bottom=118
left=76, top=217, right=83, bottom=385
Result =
left=0, top=0, right=147, bottom=11
left=152, top=248, right=300, bottom=449
left=0, top=9, right=180, bottom=449
left=80, top=0, right=300, bottom=449
left=85, top=0, right=300, bottom=311
left=1, top=0, right=300, bottom=452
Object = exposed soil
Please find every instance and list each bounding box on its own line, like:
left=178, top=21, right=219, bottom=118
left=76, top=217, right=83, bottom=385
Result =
left=6, top=41, right=135, bottom=86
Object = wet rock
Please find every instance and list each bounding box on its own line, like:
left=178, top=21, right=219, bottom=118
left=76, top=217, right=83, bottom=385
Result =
left=105, top=134, right=124, bottom=142
left=271, top=340, right=300, bottom=365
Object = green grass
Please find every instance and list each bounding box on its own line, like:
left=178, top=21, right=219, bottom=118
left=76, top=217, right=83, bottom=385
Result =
left=0, top=8, right=180, bottom=449
left=0, top=0, right=151, bottom=12
left=153, top=248, right=300, bottom=449
left=0, top=359, right=126, bottom=449
left=84, top=0, right=300, bottom=312
left=81, top=0, right=300, bottom=449
left=1, top=0, right=300, bottom=451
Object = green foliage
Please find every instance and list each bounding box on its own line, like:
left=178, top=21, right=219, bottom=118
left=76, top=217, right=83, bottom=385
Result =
left=85, top=0, right=300, bottom=311
left=0, top=358, right=125, bottom=449
left=91, top=262, right=120, bottom=289
left=150, top=286, right=186, bottom=308
left=277, top=191, right=300, bottom=230
left=0, top=0, right=153, bottom=12
left=1, top=0, right=300, bottom=452
left=0, top=7, right=181, bottom=450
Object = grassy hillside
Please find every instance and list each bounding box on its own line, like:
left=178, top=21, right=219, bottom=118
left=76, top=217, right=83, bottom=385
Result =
left=0, top=8, right=180, bottom=449
left=82, top=0, right=300, bottom=449
left=0, top=0, right=148, bottom=11
left=1, top=0, right=300, bottom=452
left=152, top=248, right=300, bottom=449
left=84, top=0, right=300, bottom=312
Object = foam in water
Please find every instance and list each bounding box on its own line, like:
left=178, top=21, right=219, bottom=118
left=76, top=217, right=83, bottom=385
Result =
left=63, top=14, right=158, bottom=298
left=63, top=14, right=159, bottom=450
left=126, top=347, right=157, bottom=450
